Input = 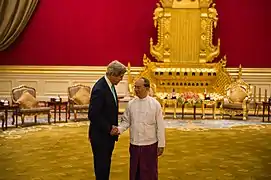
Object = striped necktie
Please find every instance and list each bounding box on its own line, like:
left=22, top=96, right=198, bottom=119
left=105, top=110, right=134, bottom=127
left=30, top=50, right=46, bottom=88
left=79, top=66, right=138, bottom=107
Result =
left=111, top=85, right=117, bottom=103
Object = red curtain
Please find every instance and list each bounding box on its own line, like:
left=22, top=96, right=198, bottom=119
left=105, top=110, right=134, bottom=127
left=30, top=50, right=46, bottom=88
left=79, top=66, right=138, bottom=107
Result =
left=0, top=0, right=269, bottom=67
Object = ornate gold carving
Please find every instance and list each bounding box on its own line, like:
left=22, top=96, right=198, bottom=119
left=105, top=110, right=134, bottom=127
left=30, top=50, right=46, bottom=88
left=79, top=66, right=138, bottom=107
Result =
left=128, top=0, right=234, bottom=104
left=212, top=56, right=232, bottom=95
left=160, top=0, right=173, bottom=8
left=160, top=0, right=214, bottom=9
left=150, top=3, right=166, bottom=62
left=153, top=3, right=164, bottom=28
left=200, top=0, right=213, bottom=7
left=199, top=2, right=220, bottom=63
left=172, top=0, right=199, bottom=8
left=151, top=1, right=220, bottom=64
left=208, top=3, right=218, bottom=28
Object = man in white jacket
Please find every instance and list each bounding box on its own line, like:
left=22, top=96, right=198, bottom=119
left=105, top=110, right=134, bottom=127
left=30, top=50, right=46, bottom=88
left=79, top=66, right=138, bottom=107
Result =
left=111, top=77, right=165, bottom=180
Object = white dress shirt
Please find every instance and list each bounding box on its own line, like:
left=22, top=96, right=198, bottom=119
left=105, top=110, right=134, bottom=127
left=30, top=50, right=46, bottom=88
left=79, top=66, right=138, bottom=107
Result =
left=104, top=75, right=116, bottom=98
left=118, top=96, right=165, bottom=147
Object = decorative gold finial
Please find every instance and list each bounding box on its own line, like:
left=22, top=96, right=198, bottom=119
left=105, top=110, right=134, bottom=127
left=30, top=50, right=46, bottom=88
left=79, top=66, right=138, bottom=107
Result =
left=238, top=64, right=242, bottom=79
left=127, top=62, right=131, bottom=78
left=127, top=62, right=134, bottom=96
left=208, top=3, right=218, bottom=28
left=143, top=54, right=151, bottom=66
left=153, top=3, right=163, bottom=28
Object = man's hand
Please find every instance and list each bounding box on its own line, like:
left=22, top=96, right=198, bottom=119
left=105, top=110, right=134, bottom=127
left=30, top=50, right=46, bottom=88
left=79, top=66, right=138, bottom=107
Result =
left=110, top=125, right=119, bottom=136
left=157, top=147, right=164, bottom=156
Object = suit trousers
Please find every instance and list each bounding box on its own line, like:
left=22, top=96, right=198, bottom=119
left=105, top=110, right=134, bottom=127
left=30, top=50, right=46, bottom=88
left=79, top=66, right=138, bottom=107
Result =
left=91, top=137, right=115, bottom=180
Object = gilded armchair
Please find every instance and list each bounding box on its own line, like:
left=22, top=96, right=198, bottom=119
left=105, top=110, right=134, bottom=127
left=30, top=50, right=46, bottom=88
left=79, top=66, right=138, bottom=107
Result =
left=11, top=85, right=51, bottom=125
left=68, top=84, right=91, bottom=121
left=221, top=71, right=252, bottom=120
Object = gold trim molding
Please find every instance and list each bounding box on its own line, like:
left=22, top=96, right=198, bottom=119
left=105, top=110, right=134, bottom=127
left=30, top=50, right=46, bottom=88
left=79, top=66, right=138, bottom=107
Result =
left=1, top=65, right=271, bottom=75
left=227, top=68, right=271, bottom=76
left=0, top=65, right=142, bottom=75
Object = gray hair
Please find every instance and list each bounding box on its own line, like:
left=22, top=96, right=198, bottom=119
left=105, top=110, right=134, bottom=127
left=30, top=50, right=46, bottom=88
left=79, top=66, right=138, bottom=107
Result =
left=106, top=60, right=127, bottom=76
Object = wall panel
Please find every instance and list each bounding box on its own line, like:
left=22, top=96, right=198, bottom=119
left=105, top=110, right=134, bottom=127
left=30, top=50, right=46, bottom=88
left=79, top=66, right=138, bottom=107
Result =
left=0, top=66, right=271, bottom=102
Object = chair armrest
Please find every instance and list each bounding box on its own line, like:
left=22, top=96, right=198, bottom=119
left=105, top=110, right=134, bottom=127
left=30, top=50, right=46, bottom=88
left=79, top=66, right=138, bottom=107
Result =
left=38, top=100, right=47, bottom=107
left=222, top=98, right=229, bottom=104
left=242, top=97, right=251, bottom=109
left=68, top=98, right=76, bottom=105
left=243, top=96, right=252, bottom=104
left=12, top=102, right=20, bottom=106
left=11, top=102, right=21, bottom=109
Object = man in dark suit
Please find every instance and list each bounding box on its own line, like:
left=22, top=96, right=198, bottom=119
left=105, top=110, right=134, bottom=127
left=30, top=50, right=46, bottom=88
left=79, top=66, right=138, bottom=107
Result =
left=88, top=60, right=127, bottom=180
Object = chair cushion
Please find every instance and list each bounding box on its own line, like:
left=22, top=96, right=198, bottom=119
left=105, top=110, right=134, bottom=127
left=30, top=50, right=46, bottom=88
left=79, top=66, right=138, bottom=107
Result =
left=12, top=87, right=36, bottom=102
left=223, top=103, right=243, bottom=110
left=72, top=87, right=90, bottom=105
left=228, top=87, right=247, bottom=103
left=73, top=104, right=89, bottom=110
left=20, top=107, right=51, bottom=113
left=16, top=91, right=38, bottom=109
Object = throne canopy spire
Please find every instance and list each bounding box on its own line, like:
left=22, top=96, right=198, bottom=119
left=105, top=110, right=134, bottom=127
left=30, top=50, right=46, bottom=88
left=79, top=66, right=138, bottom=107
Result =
left=160, top=0, right=213, bottom=8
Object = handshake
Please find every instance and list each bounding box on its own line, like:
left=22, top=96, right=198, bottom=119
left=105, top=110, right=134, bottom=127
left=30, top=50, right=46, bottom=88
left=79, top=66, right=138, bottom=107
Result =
left=110, top=125, right=120, bottom=136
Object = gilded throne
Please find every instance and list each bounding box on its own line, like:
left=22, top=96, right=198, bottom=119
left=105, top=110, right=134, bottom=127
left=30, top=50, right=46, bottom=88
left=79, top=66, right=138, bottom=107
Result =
left=221, top=66, right=252, bottom=120
left=128, top=0, right=232, bottom=118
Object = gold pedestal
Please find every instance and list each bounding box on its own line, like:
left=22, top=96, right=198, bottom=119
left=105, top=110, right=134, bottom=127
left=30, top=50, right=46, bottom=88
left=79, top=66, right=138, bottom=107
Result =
left=201, top=100, right=217, bottom=119
left=162, top=99, right=177, bottom=118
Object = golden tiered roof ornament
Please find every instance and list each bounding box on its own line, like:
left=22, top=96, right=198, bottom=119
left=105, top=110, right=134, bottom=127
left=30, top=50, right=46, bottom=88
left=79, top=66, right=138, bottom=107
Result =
left=128, top=0, right=232, bottom=98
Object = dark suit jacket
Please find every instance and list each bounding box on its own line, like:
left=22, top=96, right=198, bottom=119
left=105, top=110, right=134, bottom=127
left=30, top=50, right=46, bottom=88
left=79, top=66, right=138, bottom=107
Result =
left=88, top=76, right=119, bottom=142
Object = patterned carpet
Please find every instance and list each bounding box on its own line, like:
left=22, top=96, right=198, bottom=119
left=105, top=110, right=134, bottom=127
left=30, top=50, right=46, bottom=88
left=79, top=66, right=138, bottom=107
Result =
left=3, top=112, right=269, bottom=129
left=1, top=114, right=271, bottom=179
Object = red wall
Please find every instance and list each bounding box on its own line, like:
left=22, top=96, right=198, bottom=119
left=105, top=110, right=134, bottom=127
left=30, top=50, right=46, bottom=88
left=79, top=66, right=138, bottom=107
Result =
left=0, top=0, right=269, bottom=67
